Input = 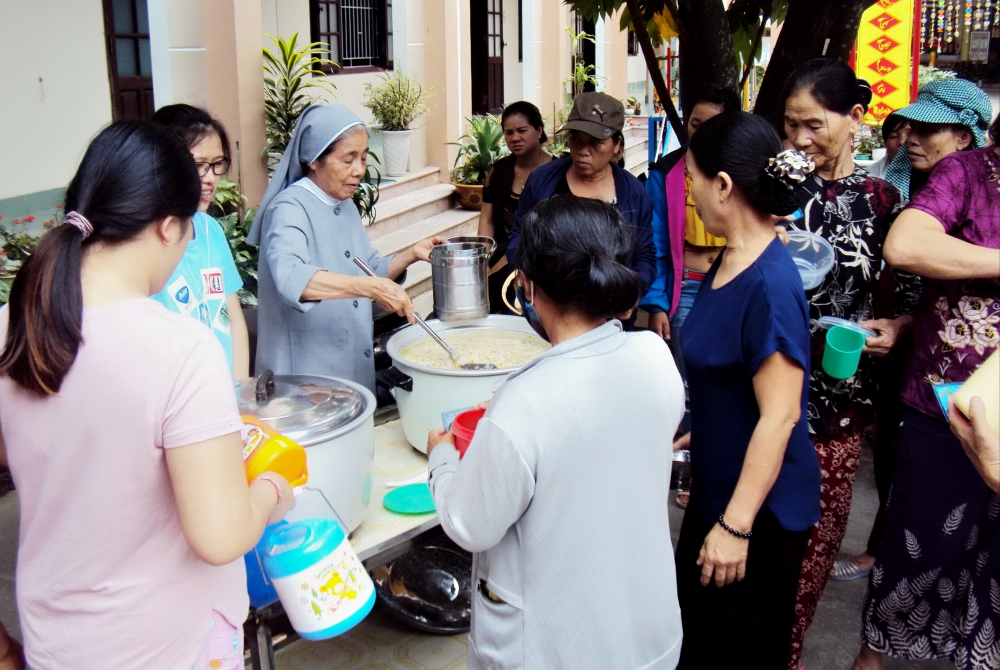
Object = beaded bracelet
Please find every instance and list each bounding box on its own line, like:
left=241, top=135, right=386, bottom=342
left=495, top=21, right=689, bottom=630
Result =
left=718, top=514, right=752, bottom=540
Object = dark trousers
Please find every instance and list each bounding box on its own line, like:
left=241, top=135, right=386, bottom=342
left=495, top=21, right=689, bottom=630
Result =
left=865, top=334, right=911, bottom=557
left=676, top=509, right=810, bottom=670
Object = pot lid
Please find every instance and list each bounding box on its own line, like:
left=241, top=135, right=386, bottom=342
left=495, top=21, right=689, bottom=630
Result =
left=236, top=370, right=365, bottom=442
left=816, top=316, right=877, bottom=338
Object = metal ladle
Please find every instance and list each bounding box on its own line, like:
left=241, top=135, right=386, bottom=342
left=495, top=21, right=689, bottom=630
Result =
left=353, top=257, right=496, bottom=371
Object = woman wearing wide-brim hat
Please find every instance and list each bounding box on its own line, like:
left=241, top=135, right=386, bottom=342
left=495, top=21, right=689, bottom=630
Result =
left=884, top=77, right=993, bottom=201
left=505, top=92, right=656, bottom=328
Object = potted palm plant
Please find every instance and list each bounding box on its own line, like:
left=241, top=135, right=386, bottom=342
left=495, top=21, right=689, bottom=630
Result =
left=362, top=72, right=432, bottom=176
left=262, top=32, right=337, bottom=172
left=449, top=115, right=506, bottom=210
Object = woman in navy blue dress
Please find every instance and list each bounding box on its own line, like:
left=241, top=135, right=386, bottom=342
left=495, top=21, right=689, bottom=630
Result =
left=674, top=112, right=821, bottom=669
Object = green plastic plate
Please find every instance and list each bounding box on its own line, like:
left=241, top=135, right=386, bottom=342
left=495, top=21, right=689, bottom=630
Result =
left=383, top=483, right=436, bottom=515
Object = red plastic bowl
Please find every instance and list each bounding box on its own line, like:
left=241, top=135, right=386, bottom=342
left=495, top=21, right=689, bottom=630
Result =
left=451, top=408, right=486, bottom=458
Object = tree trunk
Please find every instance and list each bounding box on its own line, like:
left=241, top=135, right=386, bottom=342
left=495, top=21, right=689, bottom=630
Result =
left=827, top=0, right=878, bottom=62
left=676, top=0, right=738, bottom=115
left=754, top=0, right=881, bottom=128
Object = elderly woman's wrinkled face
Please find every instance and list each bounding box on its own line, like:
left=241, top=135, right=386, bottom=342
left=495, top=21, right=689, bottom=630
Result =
left=906, top=121, right=972, bottom=172
left=567, top=130, right=620, bottom=178
left=784, top=90, right=863, bottom=175
left=309, top=129, right=369, bottom=201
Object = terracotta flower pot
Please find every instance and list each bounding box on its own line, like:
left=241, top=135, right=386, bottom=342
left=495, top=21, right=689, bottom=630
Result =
left=452, top=183, right=484, bottom=211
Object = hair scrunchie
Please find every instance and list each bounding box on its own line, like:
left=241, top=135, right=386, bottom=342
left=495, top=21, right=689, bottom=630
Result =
left=765, top=150, right=816, bottom=190
left=63, top=211, right=94, bottom=240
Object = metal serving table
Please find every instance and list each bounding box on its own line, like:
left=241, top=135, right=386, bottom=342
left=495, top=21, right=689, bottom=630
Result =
left=246, top=415, right=439, bottom=670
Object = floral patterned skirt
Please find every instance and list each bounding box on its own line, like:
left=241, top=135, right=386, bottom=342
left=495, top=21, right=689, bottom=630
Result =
left=861, top=409, right=1000, bottom=669
left=787, top=429, right=865, bottom=669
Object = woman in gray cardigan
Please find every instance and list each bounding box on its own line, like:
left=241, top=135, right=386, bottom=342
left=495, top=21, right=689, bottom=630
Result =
left=248, top=105, right=442, bottom=392
left=427, top=196, right=685, bottom=669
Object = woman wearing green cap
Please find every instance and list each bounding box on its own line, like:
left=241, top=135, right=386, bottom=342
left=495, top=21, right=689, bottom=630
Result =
left=884, top=77, right=994, bottom=201
left=505, top=92, right=656, bottom=327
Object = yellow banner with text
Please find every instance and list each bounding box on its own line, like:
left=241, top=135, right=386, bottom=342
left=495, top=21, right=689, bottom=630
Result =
left=855, top=0, right=916, bottom=123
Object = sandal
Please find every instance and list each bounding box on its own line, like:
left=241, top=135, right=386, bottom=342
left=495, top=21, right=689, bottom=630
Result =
left=674, top=491, right=689, bottom=510
left=829, top=559, right=872, bottom=581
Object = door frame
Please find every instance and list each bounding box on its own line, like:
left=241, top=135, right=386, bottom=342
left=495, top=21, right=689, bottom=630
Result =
left=101, top=0, right=155, bottom=120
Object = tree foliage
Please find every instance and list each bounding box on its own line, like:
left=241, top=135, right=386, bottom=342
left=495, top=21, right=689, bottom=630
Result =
left=567, top=0, right=880, bottom=134
left=262, top=33, right=337, bottom=166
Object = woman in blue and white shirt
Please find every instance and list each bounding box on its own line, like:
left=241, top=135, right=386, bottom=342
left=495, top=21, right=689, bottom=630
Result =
left=151, top=105, right=249, bottom=377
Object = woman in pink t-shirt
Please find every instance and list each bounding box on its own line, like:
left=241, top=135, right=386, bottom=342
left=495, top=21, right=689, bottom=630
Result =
left=0, top=121, right=295, bottom=669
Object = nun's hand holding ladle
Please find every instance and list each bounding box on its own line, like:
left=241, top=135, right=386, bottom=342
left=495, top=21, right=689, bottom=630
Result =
left=366, top=277, right=415, bottom=323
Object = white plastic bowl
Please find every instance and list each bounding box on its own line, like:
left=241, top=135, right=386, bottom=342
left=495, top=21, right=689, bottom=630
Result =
left=785, top=229, right=836, bottom=290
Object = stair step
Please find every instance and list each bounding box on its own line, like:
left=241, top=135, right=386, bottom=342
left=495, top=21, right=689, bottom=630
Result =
left=367, top=183, right=456, bottom=239
left=411, top=286, right=434, bottom=317
left=375, top=166, right=441, bottom=202
left=371, top=207, right=480, bottom=256
left=624, top=123, right=648, bottom=139
left=402, top=261, right=432, bottom=296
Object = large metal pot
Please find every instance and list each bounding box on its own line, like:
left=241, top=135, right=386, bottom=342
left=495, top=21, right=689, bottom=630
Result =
left=430, top=237, right=496, bottom=321
left=383, top=315, right=544, bottom=452
left=237, top=371, right=376, bottom=532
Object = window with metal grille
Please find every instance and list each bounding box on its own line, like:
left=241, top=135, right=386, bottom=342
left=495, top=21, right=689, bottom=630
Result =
left=628, top=30, right=639, bottom=56
left=311, top=0, right=393, bottom=72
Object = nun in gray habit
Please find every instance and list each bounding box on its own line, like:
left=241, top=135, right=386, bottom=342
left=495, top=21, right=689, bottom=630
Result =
left=249, top=105, right=441, bottom=392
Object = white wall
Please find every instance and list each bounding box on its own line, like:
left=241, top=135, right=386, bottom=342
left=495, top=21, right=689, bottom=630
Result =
left=259, top=0, right=427, bottom=171
left=0, top=0, right=113, bottom=199
left=627, top=54, right=647, bottom=85
left=148, top=0, right=209, bottom=109
left=502, top=0, right=523, bottom=106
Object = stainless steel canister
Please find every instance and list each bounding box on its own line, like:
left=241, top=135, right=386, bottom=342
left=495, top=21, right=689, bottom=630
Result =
left=430, top=237, right=496, bottom=321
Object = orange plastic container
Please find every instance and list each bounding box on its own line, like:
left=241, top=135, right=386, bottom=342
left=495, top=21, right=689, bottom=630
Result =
left=241, top=415, right=309, bottom=486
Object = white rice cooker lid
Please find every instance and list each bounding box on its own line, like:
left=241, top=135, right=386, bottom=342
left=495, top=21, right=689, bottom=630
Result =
left=236, top=370, right=365, bottom=443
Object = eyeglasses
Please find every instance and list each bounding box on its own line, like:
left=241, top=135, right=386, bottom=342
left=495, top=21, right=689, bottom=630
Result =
left=195, top=159, right=231, bottom=177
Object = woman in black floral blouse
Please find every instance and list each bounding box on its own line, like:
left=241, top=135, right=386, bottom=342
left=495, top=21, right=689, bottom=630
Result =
left=780, top=59, right=923, bottom=670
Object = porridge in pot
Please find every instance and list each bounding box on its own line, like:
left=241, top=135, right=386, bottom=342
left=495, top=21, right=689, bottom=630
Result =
left=400, top=329, right=550, bottom=370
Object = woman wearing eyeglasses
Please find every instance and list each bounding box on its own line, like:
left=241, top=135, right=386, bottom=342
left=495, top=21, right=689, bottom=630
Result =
left=150, top=105, right=250, bottom=378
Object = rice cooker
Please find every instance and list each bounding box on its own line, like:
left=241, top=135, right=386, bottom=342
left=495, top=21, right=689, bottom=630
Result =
left=236, top=370, right=375, bottom=532
left=382, top=315, right=545, bottom=452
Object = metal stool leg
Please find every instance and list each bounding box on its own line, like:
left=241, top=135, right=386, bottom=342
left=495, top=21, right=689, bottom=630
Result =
left=246, top=612, right=275, bottom=670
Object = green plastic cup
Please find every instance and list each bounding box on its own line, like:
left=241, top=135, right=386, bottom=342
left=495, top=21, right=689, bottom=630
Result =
left=822, top=325, right=866, bottom=379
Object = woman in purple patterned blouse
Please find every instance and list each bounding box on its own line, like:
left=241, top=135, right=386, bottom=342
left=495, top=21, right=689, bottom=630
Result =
left=853, top=115, right=999, bottom=670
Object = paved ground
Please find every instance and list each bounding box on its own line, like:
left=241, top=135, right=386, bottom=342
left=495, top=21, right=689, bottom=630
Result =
left=0, top=440, right=955, bottom=669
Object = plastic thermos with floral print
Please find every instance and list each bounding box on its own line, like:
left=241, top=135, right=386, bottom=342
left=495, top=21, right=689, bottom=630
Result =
left=262, top=518, right=375, bottom=639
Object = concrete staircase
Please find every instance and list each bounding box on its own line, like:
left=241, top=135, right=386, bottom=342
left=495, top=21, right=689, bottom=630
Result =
left=367, top=166, right=479, bottom=314
left=624, top=119, right=649, bottom=178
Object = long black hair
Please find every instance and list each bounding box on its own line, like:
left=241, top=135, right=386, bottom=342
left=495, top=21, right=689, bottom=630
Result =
left=152, top=103, right=232, bottom=161
left=782, top=58, right=873, bottom=115
left=688, top=112, right=807, bottom=217
left=502, top=101, right=548, bottom=144
left=519, top=195, right=641, bottom=318
left=0, top=121, right=200, bottom=395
